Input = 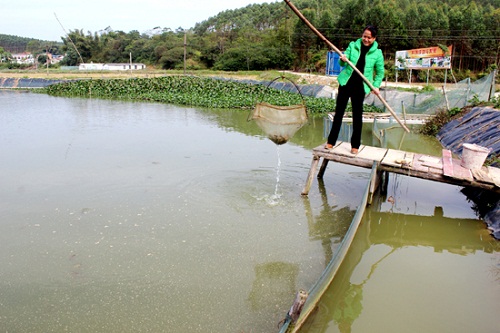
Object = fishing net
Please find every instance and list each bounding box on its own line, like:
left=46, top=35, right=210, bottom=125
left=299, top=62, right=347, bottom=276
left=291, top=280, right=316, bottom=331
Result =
left=250, top=102, right=308, bottom=145
left=248, top=77, right=308, bottom=145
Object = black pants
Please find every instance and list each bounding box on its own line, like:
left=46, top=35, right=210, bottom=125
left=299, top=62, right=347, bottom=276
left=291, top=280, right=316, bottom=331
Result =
left=327, top=82, right=365, bottom=149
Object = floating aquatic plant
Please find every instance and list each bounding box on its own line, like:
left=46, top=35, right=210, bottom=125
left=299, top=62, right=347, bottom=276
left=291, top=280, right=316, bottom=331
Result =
left=43, top=75, right=382, bottom=115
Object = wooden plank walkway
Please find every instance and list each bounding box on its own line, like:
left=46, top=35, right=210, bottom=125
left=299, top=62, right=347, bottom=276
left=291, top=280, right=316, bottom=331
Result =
left=302, top=141, right=500, bottom=195
left=328, top=112, right=433, bottom=124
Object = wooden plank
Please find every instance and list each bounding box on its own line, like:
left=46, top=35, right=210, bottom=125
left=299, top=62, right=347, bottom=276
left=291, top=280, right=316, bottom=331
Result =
left=331, top=141, right=361, bottom=157
left=305, top=143, right=500, bottom=195
left=356, top=146, right=387, bottom=162
left=415, top=152, right=441, bottom=177
left=313, top=151, right=376, bottom=168
left=451, top=158, right=473, bottom=182
left=471, top=167, right=494, bottom=184
left=419, top=155, right=443, bottom=169
left=487, top=166, right=500, bottom=187
left=411, top=154, right=430, bottom=173
left=381, top=149, right=407, bottom=167
left=442, top=149, right=454, bottom=178
left=419, top=155, right=441, bottom=163
left=314, top=142, right=341, bottom=153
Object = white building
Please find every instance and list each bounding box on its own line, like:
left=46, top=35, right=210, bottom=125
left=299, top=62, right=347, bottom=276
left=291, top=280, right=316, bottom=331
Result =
left=11, top=52, right=34, bottom=64
left=79, top=63, right=146, bottom=71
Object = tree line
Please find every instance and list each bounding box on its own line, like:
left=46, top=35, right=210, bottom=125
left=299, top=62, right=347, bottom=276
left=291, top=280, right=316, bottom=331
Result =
left=2, top=0, right=499, bottom=77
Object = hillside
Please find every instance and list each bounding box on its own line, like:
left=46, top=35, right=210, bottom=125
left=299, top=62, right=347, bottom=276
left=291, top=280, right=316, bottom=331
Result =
left=0, top=34, right=61, bottom=53
left=1, top=0, right=499, bottom=75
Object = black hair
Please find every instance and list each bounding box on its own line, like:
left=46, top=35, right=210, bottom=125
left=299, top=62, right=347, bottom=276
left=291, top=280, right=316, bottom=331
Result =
left=364, top=25, right=378, bottom=38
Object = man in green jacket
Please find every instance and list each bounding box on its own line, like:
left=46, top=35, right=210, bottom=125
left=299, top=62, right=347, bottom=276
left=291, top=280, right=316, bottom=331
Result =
left=325, top=25, right=385, bottom=154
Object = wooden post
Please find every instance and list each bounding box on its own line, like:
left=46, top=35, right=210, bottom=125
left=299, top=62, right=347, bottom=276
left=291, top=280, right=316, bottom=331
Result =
left=129, top=52, right=132, bottom=76
left=442, top=85, right=450, bottom=111
left=465, top=77, right=471, bottom=107
left=444, top=68, right=448, bottom=89
left=317, top=158, right=329, bottom=179
left=302, top=155, right=320, bottom=196
left=381, top=171, right=389, bottom=195
left=401, top=100, right=407, bottom=124
left=488, top=69, right=497, bottom=101
left=368, top=161, right=381, bottom=205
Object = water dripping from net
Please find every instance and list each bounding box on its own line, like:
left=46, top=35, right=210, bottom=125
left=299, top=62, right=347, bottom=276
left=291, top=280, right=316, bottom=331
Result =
left=252, top=144, right=287, bottom=206
left=265, top=145, right=282, bottom=206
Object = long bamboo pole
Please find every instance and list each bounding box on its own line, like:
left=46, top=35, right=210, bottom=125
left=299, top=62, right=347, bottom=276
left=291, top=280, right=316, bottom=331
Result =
left=283, top=0, right=410, bottom=133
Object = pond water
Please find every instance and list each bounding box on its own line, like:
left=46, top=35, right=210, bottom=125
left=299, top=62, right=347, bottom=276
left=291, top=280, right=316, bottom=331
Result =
left=298, top=175, right=500, bottom=333
left=0, top=90, right=497, bottom=332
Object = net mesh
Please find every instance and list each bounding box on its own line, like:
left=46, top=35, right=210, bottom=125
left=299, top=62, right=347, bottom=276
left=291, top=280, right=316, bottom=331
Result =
left=249, top=102, right=308, bottom=145
left=365, top=71, right=496, bottom=115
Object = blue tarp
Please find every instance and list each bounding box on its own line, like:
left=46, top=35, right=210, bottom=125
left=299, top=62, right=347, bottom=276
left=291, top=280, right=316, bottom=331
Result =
left=438, top=106, right=500, bottom=164
left=0, top=78, right=69, bottom=88
left=438, top=106, right=500, bottom=239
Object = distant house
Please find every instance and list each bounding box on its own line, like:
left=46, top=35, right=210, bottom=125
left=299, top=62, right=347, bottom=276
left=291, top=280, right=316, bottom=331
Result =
left=49, top=54, right=65, bottom=64
left=78, top=63, right=146, bottom=71
left=11, top=52, right=34, bottom=64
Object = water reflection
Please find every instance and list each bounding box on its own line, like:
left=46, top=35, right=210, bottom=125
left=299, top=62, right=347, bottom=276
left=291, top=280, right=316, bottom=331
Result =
left=303, top=179, right=355, bottom=267
left=299, top=178, right=500, bottom=333
left=245, top=178, right=363, bottom=330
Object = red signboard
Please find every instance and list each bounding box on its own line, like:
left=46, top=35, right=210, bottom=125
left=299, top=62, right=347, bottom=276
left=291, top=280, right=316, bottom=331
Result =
left=395, top=45, right=453, bottom=69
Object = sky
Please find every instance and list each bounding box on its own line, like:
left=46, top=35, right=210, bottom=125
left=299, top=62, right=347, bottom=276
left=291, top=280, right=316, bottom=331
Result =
left=1, top=0, right=278, bottom=41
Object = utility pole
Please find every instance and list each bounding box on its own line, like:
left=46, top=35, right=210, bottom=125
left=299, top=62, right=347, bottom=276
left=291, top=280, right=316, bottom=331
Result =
left=183, top=30, right=187, bottom=75
left=488, top=69, right=497, bottom=102
left=46, top=44, right=49, bottom=75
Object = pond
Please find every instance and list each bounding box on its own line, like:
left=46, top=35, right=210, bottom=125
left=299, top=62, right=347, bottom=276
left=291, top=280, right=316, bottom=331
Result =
left=0, top=90, right=497, bottom=332
left=297, top=175, right=500, bottom=333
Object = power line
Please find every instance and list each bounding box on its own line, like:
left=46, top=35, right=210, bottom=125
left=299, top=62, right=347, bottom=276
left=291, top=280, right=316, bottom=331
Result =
left=291, top=34, right=500, bottom=43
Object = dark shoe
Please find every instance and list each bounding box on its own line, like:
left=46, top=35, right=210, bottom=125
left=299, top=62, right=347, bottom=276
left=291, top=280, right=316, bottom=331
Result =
left=350, top=148, right=359, bottom=154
